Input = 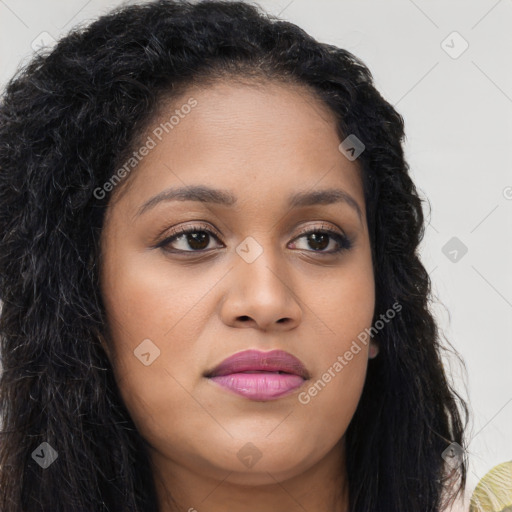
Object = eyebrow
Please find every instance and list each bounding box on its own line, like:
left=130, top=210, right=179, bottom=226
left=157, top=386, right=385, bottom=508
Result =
left=135, top=184, right=363, bottom=223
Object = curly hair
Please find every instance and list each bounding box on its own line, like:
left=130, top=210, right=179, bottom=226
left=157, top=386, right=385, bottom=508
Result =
left=0, top=1, right=468, bottom=510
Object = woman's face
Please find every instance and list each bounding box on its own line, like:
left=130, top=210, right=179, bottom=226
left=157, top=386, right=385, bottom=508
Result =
left=99, top=79, right=376, bottom=495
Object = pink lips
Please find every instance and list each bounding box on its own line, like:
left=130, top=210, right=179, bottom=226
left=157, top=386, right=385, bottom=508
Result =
left=205, top=349, right=309, bottom=401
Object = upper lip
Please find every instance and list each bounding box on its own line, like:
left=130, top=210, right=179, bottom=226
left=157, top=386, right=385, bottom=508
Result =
left=205, top=349, right=310, bottom=379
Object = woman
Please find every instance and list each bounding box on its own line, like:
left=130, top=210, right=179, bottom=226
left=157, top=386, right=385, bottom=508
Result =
left=0, top=1, right=468, bottom=510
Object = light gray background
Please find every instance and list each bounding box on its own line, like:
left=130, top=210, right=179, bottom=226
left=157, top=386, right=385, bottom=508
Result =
left=1, top=0, right=511, bottom=506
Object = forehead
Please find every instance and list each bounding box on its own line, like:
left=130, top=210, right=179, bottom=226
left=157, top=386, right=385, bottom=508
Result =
left=108, top=79, right=364, bottom=218
left=159, top=79, right=340, bottom=156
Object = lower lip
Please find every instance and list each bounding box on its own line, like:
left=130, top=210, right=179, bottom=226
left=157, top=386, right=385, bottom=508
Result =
left=208, top=372, right=305, bottom=401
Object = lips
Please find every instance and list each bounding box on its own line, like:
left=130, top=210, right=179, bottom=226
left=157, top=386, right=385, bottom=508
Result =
left=205, top=349, right=310, bottom=379
left=205, top=349, right=310, bottom=401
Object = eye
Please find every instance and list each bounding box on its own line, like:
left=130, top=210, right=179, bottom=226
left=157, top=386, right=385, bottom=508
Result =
left=156, top=222, right=353, bottom=255
left=289, top=223, right=353, bottom=254
left=157, top=224, right=223, bottom=253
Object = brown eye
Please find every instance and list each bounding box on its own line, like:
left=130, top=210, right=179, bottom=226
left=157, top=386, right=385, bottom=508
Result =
left=290, top=227, right=353, bottom=254
left=157, top=223, right=353, bottom=256
left=158, top=225, right=223, bottom=253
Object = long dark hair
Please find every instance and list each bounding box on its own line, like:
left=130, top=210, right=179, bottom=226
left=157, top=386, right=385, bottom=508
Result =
left=0, top=1, right=468, bottom=510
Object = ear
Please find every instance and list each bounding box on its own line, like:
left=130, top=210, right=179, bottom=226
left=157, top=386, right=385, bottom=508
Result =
left=368, top=340, right=379, bottom=359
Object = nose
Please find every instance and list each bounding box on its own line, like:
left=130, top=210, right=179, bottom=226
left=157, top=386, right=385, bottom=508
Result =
left=219, top=244, right=302, bottom=332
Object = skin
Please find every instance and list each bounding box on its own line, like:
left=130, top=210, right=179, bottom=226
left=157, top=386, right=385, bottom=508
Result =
left=99, top=78, right=378, bottom=512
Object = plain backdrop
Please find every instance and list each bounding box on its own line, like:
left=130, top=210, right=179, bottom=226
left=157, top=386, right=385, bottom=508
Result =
left=1, top=0, right=511, bottom=505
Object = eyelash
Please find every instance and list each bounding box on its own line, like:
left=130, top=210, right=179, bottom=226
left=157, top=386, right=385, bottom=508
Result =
left=156, top=222, right=353, bottom=256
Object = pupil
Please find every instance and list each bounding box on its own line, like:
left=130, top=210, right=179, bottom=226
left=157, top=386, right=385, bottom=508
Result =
left=308, top=233, right=328, bottom=251
left=188, top=232, right=209, bottom=250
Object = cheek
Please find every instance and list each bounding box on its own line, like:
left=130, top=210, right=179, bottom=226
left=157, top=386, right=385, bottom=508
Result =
left=99, top=248, right=219, bottom=441
left=294, top=324, right=371, bottom=456
left=334, top=246, right=375, bottom=314
left=296, top=257, right=374, bottom=426
left=101, top=245, right=210, bottom=354
left=112, top=363, right=207, bottom=453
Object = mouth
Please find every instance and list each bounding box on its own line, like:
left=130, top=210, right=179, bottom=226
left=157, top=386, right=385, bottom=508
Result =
left=205, top=349, right=310, bottom=401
